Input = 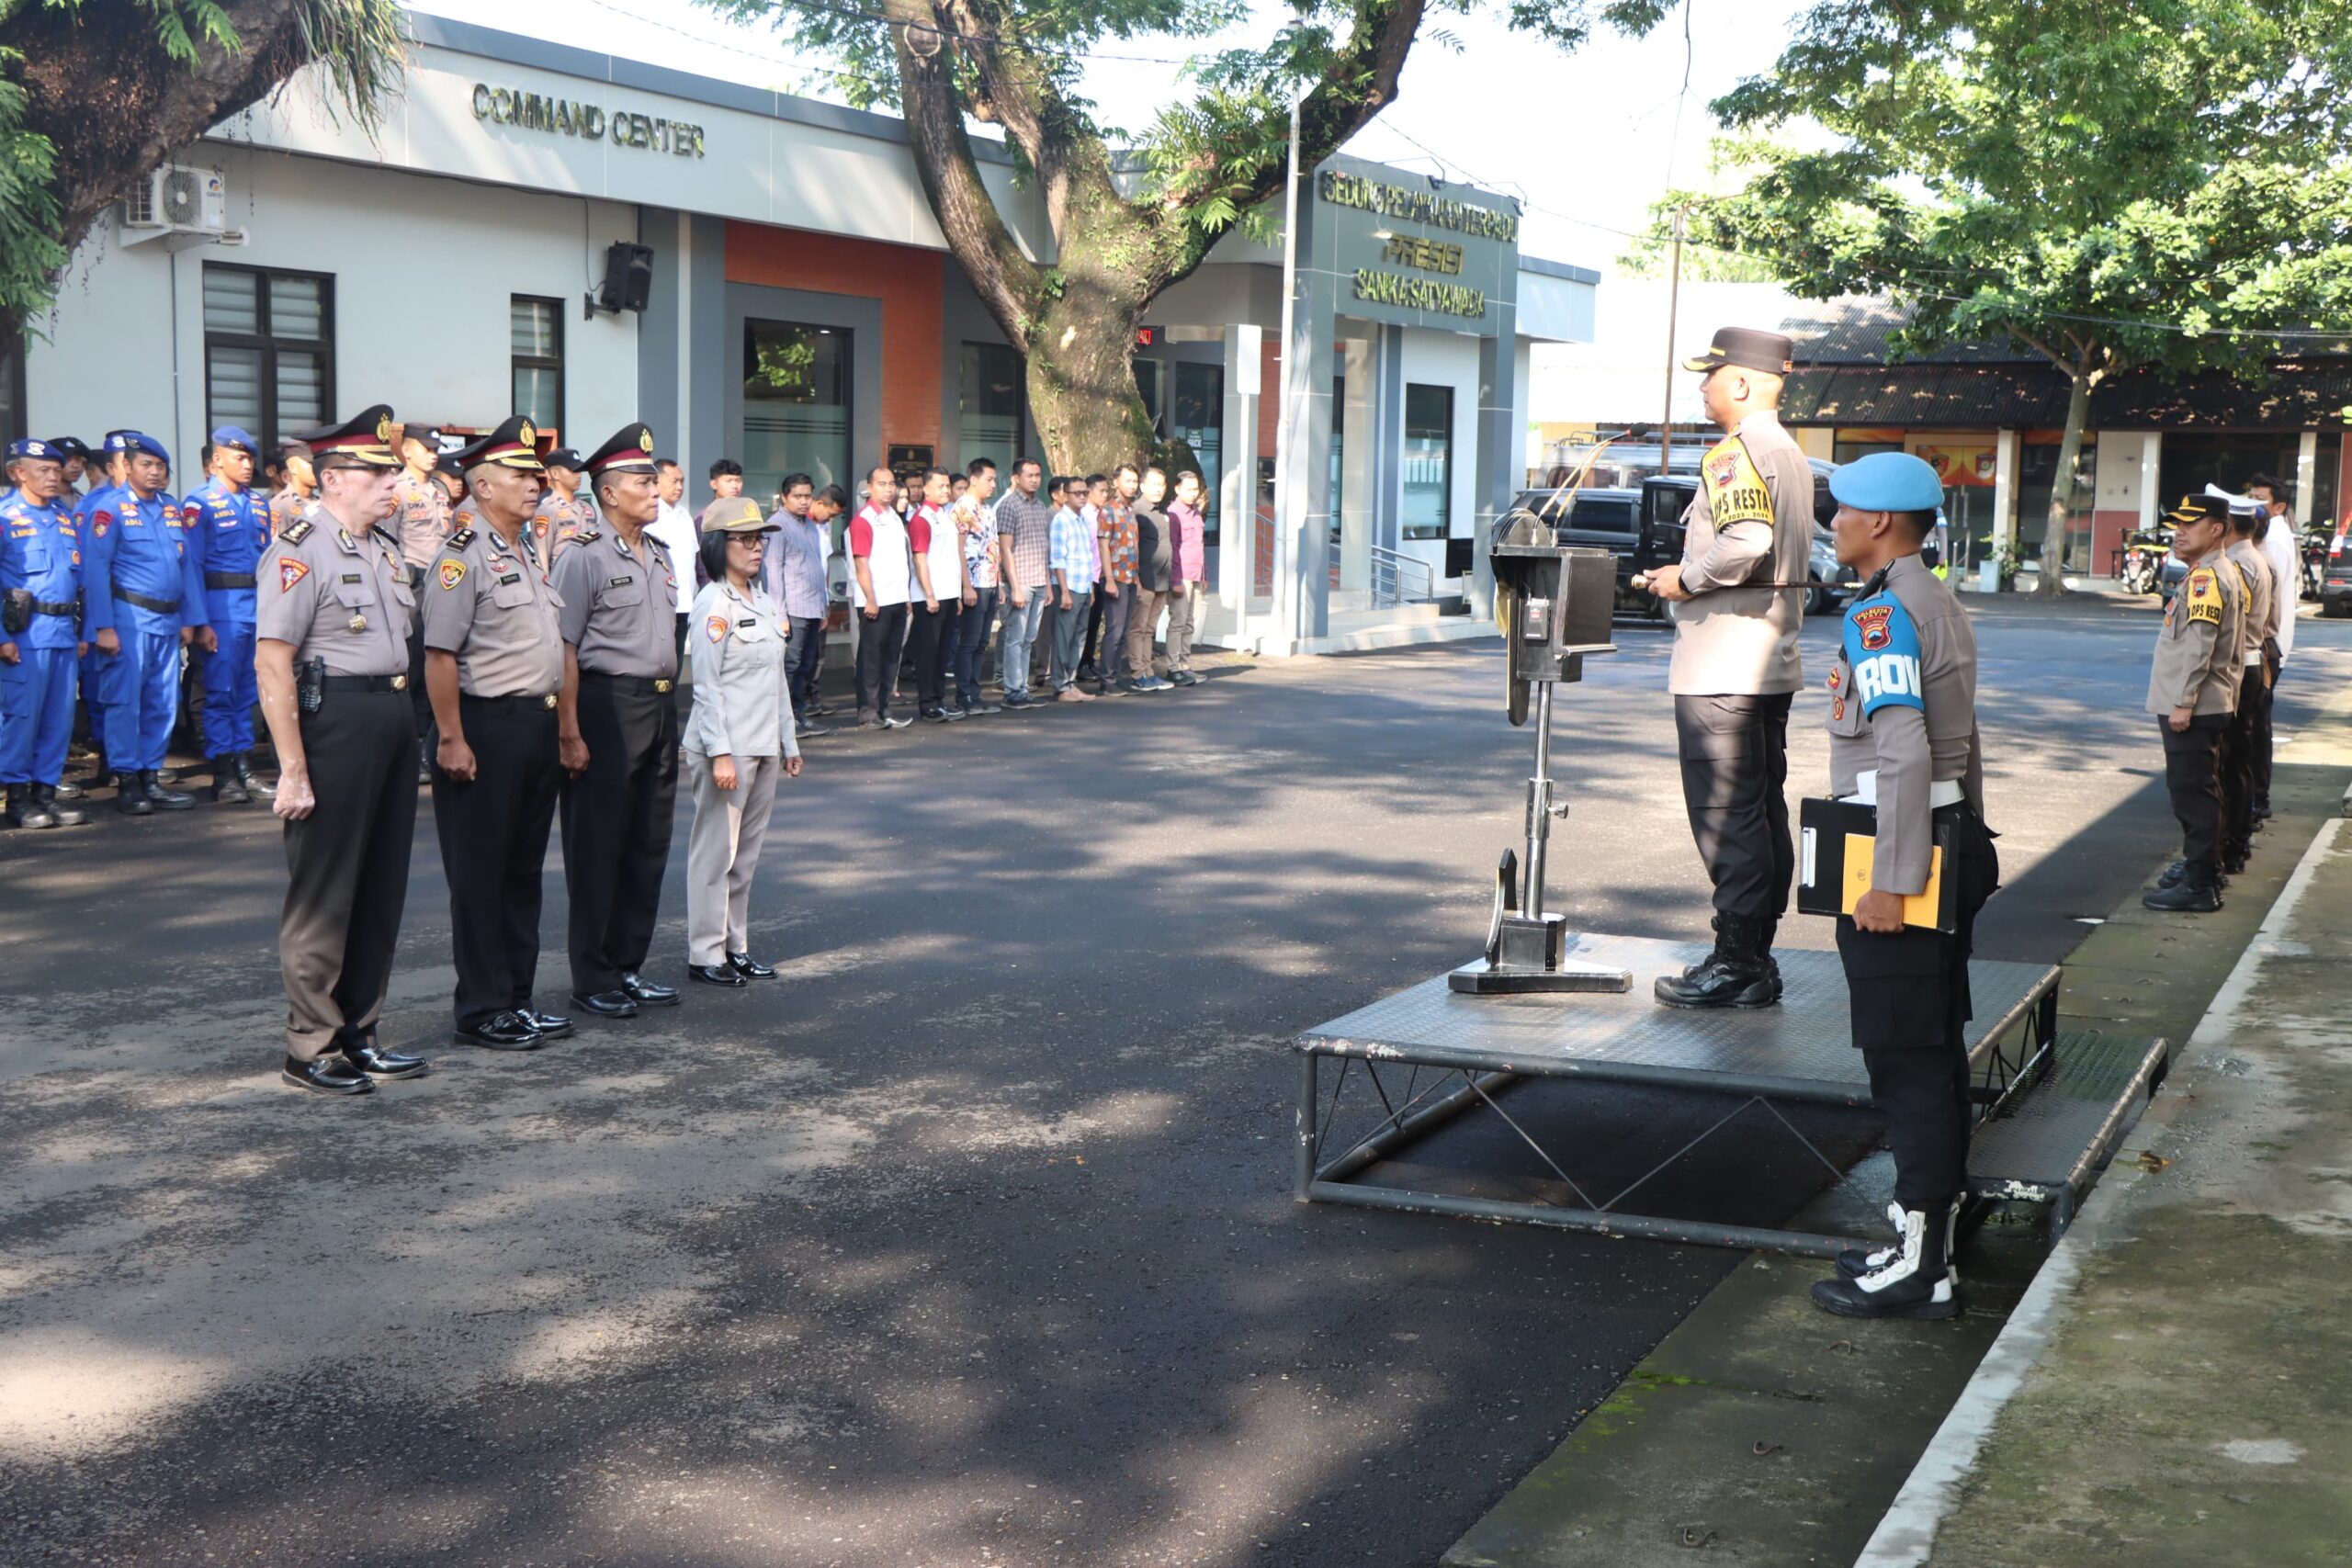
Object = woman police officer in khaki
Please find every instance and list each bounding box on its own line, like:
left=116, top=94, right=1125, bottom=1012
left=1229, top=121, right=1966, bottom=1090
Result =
left=684, top=498, right=804, bottom=987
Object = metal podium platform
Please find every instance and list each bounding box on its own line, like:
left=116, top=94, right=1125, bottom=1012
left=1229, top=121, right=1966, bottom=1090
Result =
left=1293, top=931, right=2064, bottom=1258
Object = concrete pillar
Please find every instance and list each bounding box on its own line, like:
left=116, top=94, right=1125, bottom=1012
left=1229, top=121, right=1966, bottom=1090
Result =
left=1471, top=293, right=1521, bottom=619
left=1338, top=335, right=1376, bottom=597
left=1991, top=427, right=2021, bottom=558
left=1218, top=323, right=1261, bottom=625
left=2297, top=431, right=2319, bottom=525
left=2138, top=432, right=2163, bottom=533
left=1272, top=258, right=1336, bottom=648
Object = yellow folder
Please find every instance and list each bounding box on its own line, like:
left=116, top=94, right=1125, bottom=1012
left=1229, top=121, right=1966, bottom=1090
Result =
left=1841, top=836, right=1947, bottom=931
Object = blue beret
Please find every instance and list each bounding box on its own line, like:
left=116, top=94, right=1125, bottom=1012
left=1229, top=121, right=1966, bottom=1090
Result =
left=1829, top=452, right=1944, bottom=513
left=209, top=425, right=258, bottom=456
left=122, top=433, right=171, bottom=464
left=6, top=438, right=61, bottom=462
left=102, top=432, right=134, bottom=455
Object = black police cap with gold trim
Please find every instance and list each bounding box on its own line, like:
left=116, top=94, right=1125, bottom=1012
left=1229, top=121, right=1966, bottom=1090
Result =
left=1681, top=325, right=1795, bottom=376
left=292, top=405, right=401, bottom=469
left=2163, top=492, right=2230, bottom=526
left=452, top=415, right=548, bottom=474
left=583, top=423, right=660, bottom=479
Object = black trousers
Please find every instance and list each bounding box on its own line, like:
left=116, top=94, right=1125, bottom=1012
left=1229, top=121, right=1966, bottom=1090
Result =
left=1674, top=692, right=1794, bottom=927
left=1081, top=587, right=1107, bottom=669
left=430, top=694, right=561, bottom=1030
left=854, top=603, right=910, bottom=721
left=2162, top=714, right=2228, bottom=874
left=2219, top=671, right=2262, bottom=854
left=280, top=690, right=418, bottom=1063
left=560, top=677, right=681, bottom=996
left=1838, top=804, right=1999, bottom=1212
left=907, top=599, right=959, bottom=711
left=406, top=569, right=434, bottom=748
left=2251, top=649, right=2278, bottom=810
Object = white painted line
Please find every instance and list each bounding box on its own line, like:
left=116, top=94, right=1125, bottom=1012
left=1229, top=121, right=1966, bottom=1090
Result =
left=1852, top=815, right=2347, bottom=1568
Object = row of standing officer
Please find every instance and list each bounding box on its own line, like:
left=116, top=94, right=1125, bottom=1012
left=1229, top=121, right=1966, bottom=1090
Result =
left=1, top=424, right=282, bottom=829
left=259, top=407, right=756, bottom=1095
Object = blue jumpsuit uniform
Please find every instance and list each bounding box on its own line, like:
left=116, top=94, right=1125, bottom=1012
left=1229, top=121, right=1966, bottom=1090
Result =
left=82, top=488, right=203, bottom=774
left=72, top=481, right=118, bottom=748
left=181, top=477, right=269, bottom=758
left=0, top=492, right=83, bottom=789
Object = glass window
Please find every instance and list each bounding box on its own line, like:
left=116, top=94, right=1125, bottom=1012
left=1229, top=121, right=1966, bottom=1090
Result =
left=1134, top=358, right=1166, bottom=430
left=511, top=297, right=563, bottom=434
left=1328, top=374, right=1345, bottom=547
left=1833, top=441, right=1902, bottom=466
left=202, top=263, right=333, bottom=449
left=959, top=343, right=1025, bottom=479
left=742, top=320, right=851, bottom=509
left=1402, top=383, right=1454, bottom=541
left=1172, top=361, right=1223, bottom=541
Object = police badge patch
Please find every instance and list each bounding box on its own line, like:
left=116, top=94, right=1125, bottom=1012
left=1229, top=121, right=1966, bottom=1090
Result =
left=707, top=615, right=729, bottom=643
left=277, top=558, right=311, bottom=592
left=439, top=559, right=468, bottom=590
left=1853, top=604, right=1895, bottom=651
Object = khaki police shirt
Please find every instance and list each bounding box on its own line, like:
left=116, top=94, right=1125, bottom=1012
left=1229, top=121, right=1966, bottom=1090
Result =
left=2224, top=537, right=2275, bottom=667
left=2146, top=553, right=2243, bottom=716
left=254, top=516, right=413, bottom=677
left=1825, top=554, right=1982, bottom=895
left=1668, top=410, right=1815, bottom=696
left=537, top=491, right=599, bottom=565
left=685, top=579, right=799, bottom=761
left=392, top=469, right=451, bottom=570
left=421, top=522, right=567, bottom=699
left=549, top=525, right=680, bottom=680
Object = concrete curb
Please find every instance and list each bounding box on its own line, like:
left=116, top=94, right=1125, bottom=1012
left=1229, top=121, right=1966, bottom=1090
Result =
left=1849, top=814, right=2348, bottom=1568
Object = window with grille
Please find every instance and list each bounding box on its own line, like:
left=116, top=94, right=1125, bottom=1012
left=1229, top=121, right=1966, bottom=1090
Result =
left=511, top=297, right=564, bottom=434
left=203, top=265, right=333, bottom=449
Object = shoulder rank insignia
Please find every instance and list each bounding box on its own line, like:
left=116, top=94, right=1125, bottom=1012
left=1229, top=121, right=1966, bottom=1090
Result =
left=280, top=518, right=315, bottom=544
left=446, top=526, right=476, bottom=550
left=372, top=525, right=404, bottom=554
left=565, top=526, right=600, bottom=545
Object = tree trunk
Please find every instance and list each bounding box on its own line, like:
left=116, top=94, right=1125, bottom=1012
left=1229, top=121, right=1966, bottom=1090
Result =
left=2034, top=366, right=2093, bottom=598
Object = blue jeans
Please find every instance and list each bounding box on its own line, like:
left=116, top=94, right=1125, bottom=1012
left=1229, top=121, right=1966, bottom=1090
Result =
left=955, top=587, right=997, bottom=706
left=998, top=591, right=1046, bottom=698
left=1050, top=591, right=1092, bottom=690
left=786, top=615, right=824, bottom=719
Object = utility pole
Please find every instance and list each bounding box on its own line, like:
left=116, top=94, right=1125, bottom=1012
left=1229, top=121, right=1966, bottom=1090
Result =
left=1659, top=206, right=1686, bottom=478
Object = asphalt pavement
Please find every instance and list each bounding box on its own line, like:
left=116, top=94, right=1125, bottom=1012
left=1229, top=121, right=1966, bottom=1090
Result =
left=3, top=595, right=2345, bottom=1567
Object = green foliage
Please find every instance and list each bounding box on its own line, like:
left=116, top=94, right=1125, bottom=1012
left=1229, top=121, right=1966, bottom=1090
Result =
left=1668, top=0, right=2352, bottom=376
left=0, top=56, right=67, bottom=330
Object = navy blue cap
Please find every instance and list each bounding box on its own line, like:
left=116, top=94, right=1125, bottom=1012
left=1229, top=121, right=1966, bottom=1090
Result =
left=120, top=432, right=171, bottom=464
left=7, top=438, right=62, bottom=463
left=102, top=431, right=135, bottom=455
left=45, top=436, right=90, bottom=460
left=543, top=448, right=583, bottom=471
left=209, top=425, right=259, bottom=457
left=1829, top=452, right=1944, bottom=513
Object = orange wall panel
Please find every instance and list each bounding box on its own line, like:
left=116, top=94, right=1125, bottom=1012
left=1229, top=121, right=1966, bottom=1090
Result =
left=724, top=222, right=944, bottom=454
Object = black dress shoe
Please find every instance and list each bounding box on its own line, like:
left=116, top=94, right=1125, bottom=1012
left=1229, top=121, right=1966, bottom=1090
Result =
left=283, top=1055, right=374, bottom=1095
left=688, top=963, right=748, bottom=987
left=141, top=772, right=196, bottom=810
left=573, top=989, right=639, bottom=1018
left=345, top=1042, right=429, bottom=1079
left=727, top=952, right=775, bottom=979
left=455, top=1010, right=544, bottom=1049
left=523, top=1009, right=575, bottom=1039
left=620, top=972, right=680, bottom=1007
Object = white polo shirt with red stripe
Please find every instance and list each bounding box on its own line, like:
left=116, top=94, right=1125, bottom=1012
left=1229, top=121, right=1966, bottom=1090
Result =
left=847, top=502, right=912, bottom=610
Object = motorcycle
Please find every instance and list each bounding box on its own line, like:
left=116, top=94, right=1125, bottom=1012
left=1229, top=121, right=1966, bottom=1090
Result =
left=2304, top=526, right=2332, bottom=603
left=2120, top=525, right=2171, bottom=595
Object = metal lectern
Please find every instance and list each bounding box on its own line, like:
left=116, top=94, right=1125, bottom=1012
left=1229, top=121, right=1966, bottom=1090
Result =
left=1450, top=514, right=1630, bottom=995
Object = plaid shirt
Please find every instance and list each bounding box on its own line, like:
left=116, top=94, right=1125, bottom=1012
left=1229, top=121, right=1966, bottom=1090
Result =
left=996, top=489, right=1057, bottom=592
left=1048, top=506, right=1097, bottom=588
left=1098, top=503, right=1138, bottom=586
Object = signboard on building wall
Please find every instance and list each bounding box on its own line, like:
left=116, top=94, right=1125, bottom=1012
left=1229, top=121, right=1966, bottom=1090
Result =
left=1309, top=155, right=1519, bottom=335
left=1916, top=443, right=1996, bottom=487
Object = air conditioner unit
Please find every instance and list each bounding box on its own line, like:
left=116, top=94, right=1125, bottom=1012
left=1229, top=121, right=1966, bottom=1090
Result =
left=125, top=165, right=227, bottom=233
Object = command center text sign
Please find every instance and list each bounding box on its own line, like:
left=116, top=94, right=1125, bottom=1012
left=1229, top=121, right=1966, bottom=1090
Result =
left=471, top=84, right=707, bottom=157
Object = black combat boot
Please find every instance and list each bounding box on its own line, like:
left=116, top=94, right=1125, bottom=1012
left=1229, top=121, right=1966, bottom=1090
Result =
left=211, top=756, right=250, bottom=805
left=37, top=784, right=86, bottom=828
left=234, top=754, right=275, bottom=799
left=1653, top=913, right=1775, bottom=1009
left=2156, top=857, right=2226, bottom=892
left=1, top=786, right=57, bottom=829
left=2143, top=862, right=2222, bottom=912
left=1813, top=1202, right=1959, bottom=1319
left=115, top=774, right=153, bottom=817
left=141, top=771, right=196, bottom=811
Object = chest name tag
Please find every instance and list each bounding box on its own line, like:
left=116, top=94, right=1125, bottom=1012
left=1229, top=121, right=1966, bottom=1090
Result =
left=609, top=576, right=632, bottom=588
left=739, top=616, right=756, bottom=629
left=341, top=573, right=363, bottom=584
left=497, top=573, right=522, bottom=587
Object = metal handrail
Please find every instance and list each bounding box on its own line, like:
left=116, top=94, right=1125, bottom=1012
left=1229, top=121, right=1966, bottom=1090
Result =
left=1368, top=544, right=1436, bottom=608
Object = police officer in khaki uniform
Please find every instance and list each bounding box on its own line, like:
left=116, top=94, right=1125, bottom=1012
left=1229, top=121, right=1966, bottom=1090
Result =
left=1802, top=455, right=1997, bottom=1320
left=2143, top=495, right=2244, bottom=914
left=392, top=423, right=451, bottom=769
left=549, top=424, right=684, bottom=1018
left=423, top=415, right=573, bottom=1049
left=254, top=406, right=429, bottom=1095
left=535, top=448, right=597, bottom=564
left=1646, top=327, right=1818, bottom=1008
left=2216, top=500, right=2276, bottom=874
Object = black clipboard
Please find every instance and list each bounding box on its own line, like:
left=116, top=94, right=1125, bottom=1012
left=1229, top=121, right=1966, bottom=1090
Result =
left=1796, top=797, right=1959, bottom=933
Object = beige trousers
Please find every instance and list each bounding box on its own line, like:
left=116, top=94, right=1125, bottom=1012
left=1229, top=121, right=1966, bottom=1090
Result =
left=1166, top=581, right=1203, bottom=671
left=1125, top=586, right=1166, bottom=677
left=685, top=752, right=781, bottom=965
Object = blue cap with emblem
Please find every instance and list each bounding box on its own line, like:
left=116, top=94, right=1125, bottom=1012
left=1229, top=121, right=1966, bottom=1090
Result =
left=209, top=425, right=259, bottom=457
left=1829, top=451, right=1944, bottom=513
left=120, top=432, right=171, bottom=464
left=101, top=431, right=135, bottom=455
left=6, top=437, right=61, bottom=462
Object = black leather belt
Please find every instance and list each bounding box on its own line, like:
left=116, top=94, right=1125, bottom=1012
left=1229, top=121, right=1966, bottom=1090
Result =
left=319, top=674, right=408, bottom=693
left=462, top=691, right=560, bottom=709
left=31, top=599, right=76, bottom=618
left=581, top=672, right=676, bottom=694
left=204, top=571, right=256, bottom=590
left=115, top=588, right=181, bottom=615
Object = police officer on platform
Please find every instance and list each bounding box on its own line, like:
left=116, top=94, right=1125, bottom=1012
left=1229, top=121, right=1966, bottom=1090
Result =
left=423, top=416, right=574, bottom=1050
left=2143, top=494, right=2244, bottom=914
left=182, top=425, right=277, bottom=804
left=255, top=406, right=428, bottom=1095
left=1646, top=327, right=1818, bottom=1008
left=1806, top=453, right=1997, bottom=1320
left=1, top=440, right=92, bottom=829
left=549, top=423, right=684, bottom=1018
